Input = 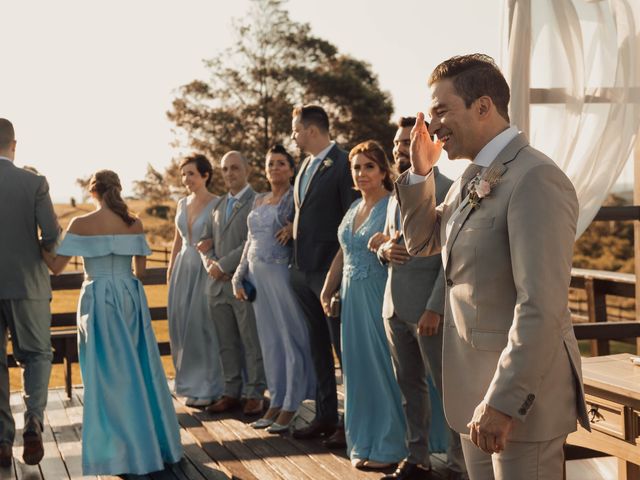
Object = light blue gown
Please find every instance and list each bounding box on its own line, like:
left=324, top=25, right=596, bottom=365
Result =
left=168, top=197, right=223, bottom=400
left=339, top=196, right=408, bottom=463
left=232, top=190, right=315, bottom=412
left=57, top=233, right=183, bottom=475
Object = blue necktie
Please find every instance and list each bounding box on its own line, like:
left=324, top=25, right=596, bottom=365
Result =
left=299, top=157, right=322, bottom=203
left=225, top=197, right=237, bottom=224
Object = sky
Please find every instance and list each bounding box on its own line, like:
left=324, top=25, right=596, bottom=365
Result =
left=1, top=0, right=634, bottom=202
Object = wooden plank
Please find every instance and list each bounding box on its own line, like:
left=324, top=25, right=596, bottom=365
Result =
left=238, top=415, right=341, bottom=480
left=294, top=402, right=383, bottom=480
left=172, top=400, right=253, bottom=480
left=574, top=322, right=640, bottom=341
left=196, top=413, right=281, bottom=480
left=9, top=392, right=43, bottom=480
left=217, top=417, right=315, bottom=480
left=177, top=429, right=229, bottom=480
left=44, top=390, right=89, bottom=479
left=39, top=412, right=71, bottom=479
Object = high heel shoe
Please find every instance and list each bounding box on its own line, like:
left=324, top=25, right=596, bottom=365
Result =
left=267, top=421, right=292, bottom=434
left=251, top=418, right=275, bottom=429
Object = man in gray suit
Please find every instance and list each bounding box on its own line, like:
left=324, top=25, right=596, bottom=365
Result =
left=199, top=151, right=266, bottom=416
left=369, top=117, right=465, bottom=480
left=0, top=118, right=60, bottom=466
left=399, top=55, right=589, bottom=480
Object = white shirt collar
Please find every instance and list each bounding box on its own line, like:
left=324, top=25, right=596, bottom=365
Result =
left=0, top=156, right=13, bottom=163
left=229, top=183, right=251, bottom=201
left=314, top=141, right=335, bottom=161
left=473, top=126, right=519, bottom=168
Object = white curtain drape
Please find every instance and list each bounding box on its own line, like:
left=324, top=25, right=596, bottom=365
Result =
left=503, top=0, right=640, bottom=236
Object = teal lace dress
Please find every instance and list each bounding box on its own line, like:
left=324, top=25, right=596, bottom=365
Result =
left=57, top=233, right=182, bottom=475
left=338, top=197, right=408, bottom=463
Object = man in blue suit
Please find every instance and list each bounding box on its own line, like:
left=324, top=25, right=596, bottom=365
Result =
left=288, top=105, right=357, bottom=447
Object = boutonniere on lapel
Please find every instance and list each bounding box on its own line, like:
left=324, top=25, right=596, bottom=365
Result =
left=319, top=157, right=333, bottom=172
left=467, top=164, right=506, bottom=209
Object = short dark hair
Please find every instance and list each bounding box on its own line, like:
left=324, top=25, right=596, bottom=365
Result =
left=349, top=140, right=395, bottom=192
left=428, top=54, right=510, bottom=123
left=397, top=116, right=429, bottom=129
left=0, top=119, right=15, bottom=149
left=292, top=105, right=330, bottom=133
left=179, top=154, right=214, bottom=187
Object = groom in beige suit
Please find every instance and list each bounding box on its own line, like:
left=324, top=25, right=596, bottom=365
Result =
left=396, top=54, right=589, bottom=479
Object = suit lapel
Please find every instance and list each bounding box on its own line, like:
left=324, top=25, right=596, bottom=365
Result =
left=301, top=144, right=338, bottom=206
left=222, top=189, right=251, bottom=233
left=443, top=133, right=528, bottom=272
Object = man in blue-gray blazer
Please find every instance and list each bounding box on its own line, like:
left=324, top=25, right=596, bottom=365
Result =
left=0, top=118, right=60, bottom=467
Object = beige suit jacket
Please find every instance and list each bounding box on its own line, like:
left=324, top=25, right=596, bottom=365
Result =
left=396, top=133, right=590, bottom=442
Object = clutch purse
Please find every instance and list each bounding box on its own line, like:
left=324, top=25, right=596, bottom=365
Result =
left=242, top=279, right=257, bottom=302
left=328, top=291, right=341, bottom=318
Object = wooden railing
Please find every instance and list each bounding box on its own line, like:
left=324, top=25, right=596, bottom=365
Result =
left=570, top=268, right=639, bottom=356
left=9, top=245, right=640, bottom=397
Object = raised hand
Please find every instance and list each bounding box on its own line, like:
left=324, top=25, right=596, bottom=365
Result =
left=410, top=112, right=442, bottom=176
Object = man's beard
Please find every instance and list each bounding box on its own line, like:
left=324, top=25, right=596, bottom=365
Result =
left=396, top=157, right=411, bottom=174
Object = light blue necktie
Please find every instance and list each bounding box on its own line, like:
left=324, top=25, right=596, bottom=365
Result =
left=299, top=157, right=322, bottom=203
left=225, top=196, right=237, bottom=224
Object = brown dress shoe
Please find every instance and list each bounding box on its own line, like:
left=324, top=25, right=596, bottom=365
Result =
left=242, top=398, right=264, bottom=416
left=22, top=419, right=44, bottom=466
left=0, top=443, right=12, bottom=468
left=322, top=426, right=346, bottom=449
left=206, top=396, right=240, bottom=414
left=292, top=420, right=336, bottom=439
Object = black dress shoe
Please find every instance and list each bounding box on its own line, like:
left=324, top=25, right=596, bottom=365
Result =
left=22, top=418, right=44, bottom=466
left=291, top=421, right=336, bottom=439
left=322, top=426, right=346, bottom=449
left=380, top=461, right=432, bottom=480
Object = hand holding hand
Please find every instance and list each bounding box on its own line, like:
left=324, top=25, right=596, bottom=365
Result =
left=417, top=310, right=441, bottom=336
left=207, top=261, right=226, bottom=280
left=196, top=238, right=214, bottom=254
left=275, top=223, right=293, bottom=246
left=368, top=232, right=389, bottom=253
left=410, top=112, right=443, bottom=176
left=467, top=402, right=514, bottom=454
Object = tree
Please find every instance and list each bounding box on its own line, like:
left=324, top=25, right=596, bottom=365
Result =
left=75, top=175, right=92, bottom=202
left=167, top=0, right=395, bottom=191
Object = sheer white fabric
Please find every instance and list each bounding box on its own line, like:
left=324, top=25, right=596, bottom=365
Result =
left=503, top=0, right=640, bottom=236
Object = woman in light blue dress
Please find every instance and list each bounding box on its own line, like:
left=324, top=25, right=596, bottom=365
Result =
left=167, top=154, right=223, bottom=407
left=42, top=170, right=182, bottom=476
left=232, top=145, right=315, bottom=433
left=321, top=141, right=407, bottom=470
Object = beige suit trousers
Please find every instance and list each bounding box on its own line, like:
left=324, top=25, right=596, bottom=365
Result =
left=460, top=433, right=566, bottom=480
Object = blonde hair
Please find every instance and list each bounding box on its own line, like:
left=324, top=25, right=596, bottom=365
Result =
left=89, top=170, right=136, bottom=226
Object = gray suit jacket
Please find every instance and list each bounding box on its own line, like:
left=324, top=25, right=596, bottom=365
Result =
left=397, top=133, right=589, bottom=441
left=379, top=167, right=452, bottom=322
left=0, top=159, right=60, bottom=300
left=201, top=187, right=256, bottom=299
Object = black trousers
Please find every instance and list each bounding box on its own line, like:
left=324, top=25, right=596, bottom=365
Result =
left=289, top=266, right=341, bottom=425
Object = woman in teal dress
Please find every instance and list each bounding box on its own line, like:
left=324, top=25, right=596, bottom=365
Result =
left=321, top=141, right=407, bottom=470
left=42, top=170, right=182, bottom=476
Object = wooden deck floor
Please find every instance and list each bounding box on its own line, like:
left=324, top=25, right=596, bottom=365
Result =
left=0, top=386, right=618, bottom=480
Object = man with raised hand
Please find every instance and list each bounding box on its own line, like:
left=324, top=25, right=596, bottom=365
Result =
left=396, top=55, right=589, bottom=479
